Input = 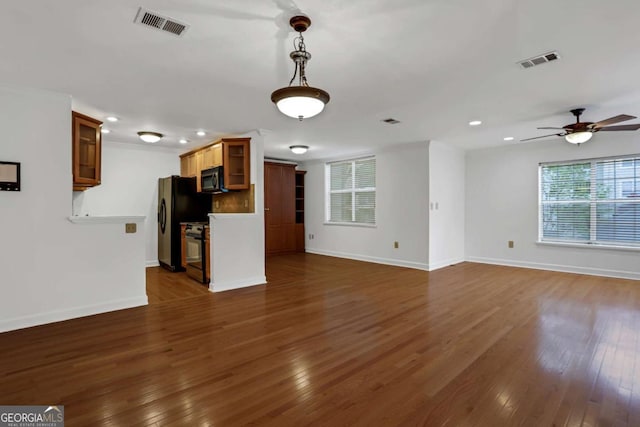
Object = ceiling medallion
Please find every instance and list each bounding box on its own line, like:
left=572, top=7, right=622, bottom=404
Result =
left=271, top=15, right=330, bottom=121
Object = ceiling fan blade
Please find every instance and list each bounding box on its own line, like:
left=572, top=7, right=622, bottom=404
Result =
left=520, top=133, right=565, bottom=142
left=591, top=114, right=636, bottom=128
left=537, top=127, right=566, bottom=130
left=597, top=124, right=640, bottom=131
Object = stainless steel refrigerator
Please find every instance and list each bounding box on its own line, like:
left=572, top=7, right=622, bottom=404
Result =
left=157, top=176, right=211, bottom=271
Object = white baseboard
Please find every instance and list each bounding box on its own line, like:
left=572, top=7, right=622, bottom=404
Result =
left=146, top=260, right=160, bottom=267
left=466, top=256, right=640, bottom=281
left=0, top=296, right=148, bottom=333
left=209, top=275, right=267, bottom=293
left=306, top=248, right=429, bottom=271
left=428, top=257, right=465, bottom=272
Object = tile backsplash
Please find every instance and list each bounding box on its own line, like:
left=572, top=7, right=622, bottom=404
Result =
left=212, top=184, right=255, bottom=213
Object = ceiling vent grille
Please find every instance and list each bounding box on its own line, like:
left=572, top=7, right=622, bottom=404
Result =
left=518, top=51, right=560, bottom=69
left=381, top=118, right=401, bottom=124
left=134, top=7, right=189, bottom=37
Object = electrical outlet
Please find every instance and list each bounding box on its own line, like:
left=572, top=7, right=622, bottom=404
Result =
left=394, top=241, right=399, bottom=249
left=508, top=240, right=514, bottom=248
left=125, top=223, right=137, bottom=234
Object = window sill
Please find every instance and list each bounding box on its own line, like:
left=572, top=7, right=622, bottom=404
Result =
left=324, top=222, right=377, bottom=228
left=536, top=240, right=640, bottom=252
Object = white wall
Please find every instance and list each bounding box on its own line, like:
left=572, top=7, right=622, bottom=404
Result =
left=0, top=85, right=147, bottom=332
left=303, top=142, right=430, bottom=270
left=209, top=130, right=266, bottom=291
left=466, top=135, right=640, bottom=280
left=74, top=141, right=180, bottom=266
left=429, top=141, right=466, bottom=269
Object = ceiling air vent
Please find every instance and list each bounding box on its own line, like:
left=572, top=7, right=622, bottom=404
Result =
left=134, top=7, right=189, bottom=37
left=518, top=51, right=560, bottom=69
left=381, top=118, right=401, bottom=124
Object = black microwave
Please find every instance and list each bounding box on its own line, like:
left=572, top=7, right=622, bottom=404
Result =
left=201, top=166, right=227, bottom=193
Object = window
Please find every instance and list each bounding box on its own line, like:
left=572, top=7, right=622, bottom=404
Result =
left=326, top=157, right=376, bottom=225
left=539, top=156, right=640, bottom=247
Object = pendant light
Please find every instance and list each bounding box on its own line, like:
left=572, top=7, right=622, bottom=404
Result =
left=271, top=15, right=330, bottom=121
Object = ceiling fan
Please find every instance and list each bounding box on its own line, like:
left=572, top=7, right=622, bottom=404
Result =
left=521, top=108, right=640, bottom=144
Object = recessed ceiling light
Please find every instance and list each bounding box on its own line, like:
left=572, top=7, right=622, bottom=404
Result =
left=106, top=116, right=119, bottom=122
left=196, top=131, right=206, bottom=137
left=179, top=139, right=188, bottom=144
left=101, top=128, right=110, bottom=134
left=469, top=120, right=482, bottom=126
left=503, top=136, right=514, bottom=141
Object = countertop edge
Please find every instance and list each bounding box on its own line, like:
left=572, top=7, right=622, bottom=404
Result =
left=67, top=215, right=146, bottom=224
left=208, top=213, right=260, bottom=219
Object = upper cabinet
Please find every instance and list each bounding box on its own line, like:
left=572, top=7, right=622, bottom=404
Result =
left=222, top=138, right=250, bottom=190
left=72, top=111, right=102, bottom=191
left=180, top=137, right=250, bottom=191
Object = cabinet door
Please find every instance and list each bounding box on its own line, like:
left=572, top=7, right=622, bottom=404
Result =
left=186, top=154, right=197, bottom=177
left=223, top=139, right=250, bottom=190
left=202, top=146, right=214, bottom=170
left=195, top=151, right=204, bottom=192
left=180, top=156, right=189, bottom=177
left=212, top=144, right=222, bottom=167
left=264, top=162, right=296, bottom=255
left=72, top=112, right=102, bottom=188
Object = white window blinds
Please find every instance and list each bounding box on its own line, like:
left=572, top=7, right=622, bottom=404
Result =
left=540, top=156, right=640, bottom=247
left=327, top=157, right=376, bottom=224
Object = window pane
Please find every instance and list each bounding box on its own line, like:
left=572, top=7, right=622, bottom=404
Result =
left=541, top=163, right=591, bottom=201
left=330, top=162, right=353, bottom=191
left=355, top=191, right=375, bottom=224
left=330, top=192, right=352, bottom=222
left=596, top=202, right=640, bottom=244
left=355, top=158, right=375, bottom=189
left=541, top=203, right=590, bottom=241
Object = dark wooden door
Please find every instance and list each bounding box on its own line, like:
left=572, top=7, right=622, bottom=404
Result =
left=265, top=162, right=296, bottom=255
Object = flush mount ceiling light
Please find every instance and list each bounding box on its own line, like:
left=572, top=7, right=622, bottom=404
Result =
left=469, top=120, right=482, bottom=126
left=271, top=15, right=330, bottom=121
left=290, top=145, right=309, bottom=154
left=137, top=131, right=163, bottom=143
left=565, top=131, right=593, bottom=144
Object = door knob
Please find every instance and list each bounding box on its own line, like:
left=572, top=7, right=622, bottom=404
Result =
left=265, top=207, right=270, bottom=211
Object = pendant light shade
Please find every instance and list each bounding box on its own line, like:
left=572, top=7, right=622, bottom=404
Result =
left=271, top=87, right=330, bottom=119
left=565, top=131, right=593, bottom=144
left=271, top=15, right=330, bottom=121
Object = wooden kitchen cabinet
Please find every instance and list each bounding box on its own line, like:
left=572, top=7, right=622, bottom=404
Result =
left=72, top=111, right=102, bottom=191
left=201, top=144, right=222, bottom=170
left=180, top=137, right=250, bottom=192
left=222, top=138, right=250, bottom=190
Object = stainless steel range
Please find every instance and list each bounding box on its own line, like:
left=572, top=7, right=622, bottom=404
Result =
left=184, top=222, right=208, bottom=284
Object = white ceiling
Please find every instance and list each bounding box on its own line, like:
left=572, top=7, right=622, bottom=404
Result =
left=2, top=0, right=640, bottom=160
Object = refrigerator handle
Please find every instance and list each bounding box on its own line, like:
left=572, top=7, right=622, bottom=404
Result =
left=160, top=199, right=167, bottom=233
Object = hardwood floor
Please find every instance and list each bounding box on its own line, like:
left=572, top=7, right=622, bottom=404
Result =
left=1, top=254, right=639, bottom=426
left=146, top=267, right=210, bottom=304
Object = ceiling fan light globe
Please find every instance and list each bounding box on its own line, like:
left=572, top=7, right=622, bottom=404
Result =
left=565, top=131, right=593, bottom=144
